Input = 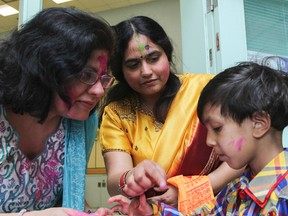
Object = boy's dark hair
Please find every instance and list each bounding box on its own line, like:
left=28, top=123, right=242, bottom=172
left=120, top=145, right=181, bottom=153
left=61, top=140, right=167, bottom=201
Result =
left=99, top=16, right=180, bottom=124
left=0, top=7, right=114, bottom=122
left=197, top=62, right=288, bottom=131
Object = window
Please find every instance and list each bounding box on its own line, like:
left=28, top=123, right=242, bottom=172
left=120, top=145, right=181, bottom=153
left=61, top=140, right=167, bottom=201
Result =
left=244, top=0, right=288, bottom=65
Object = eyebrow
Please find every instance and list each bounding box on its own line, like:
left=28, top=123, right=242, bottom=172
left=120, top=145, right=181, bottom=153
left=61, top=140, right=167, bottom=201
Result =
left=123, top=50, right=161, bottom=64
left=84, top=65, right=98, bottom=72
left=123, top=58, right=141, bottom=65
left=202, top=117, right=211, bottom=125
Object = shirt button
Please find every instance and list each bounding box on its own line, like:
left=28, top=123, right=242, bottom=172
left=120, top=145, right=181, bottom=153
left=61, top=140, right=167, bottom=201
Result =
left=239, top=190, right=246, bottom=200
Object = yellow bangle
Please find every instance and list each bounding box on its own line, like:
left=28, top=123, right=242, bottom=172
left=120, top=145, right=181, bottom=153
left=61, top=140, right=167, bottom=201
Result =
left=147, top=200, right=160, bottom=215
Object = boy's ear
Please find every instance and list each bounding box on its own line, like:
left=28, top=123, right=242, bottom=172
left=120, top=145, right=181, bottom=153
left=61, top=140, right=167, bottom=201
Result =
left=252, top=111, right=271, bottom=138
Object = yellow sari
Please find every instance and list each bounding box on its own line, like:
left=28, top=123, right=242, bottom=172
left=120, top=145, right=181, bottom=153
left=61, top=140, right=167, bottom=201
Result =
left=100, top=73, right=220, bottom=177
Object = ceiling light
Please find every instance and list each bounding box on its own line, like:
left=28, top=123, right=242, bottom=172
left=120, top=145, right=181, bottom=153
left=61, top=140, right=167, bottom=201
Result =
left=0, top=4, right=18, bottom=16
left=53, top=0, right=73, bottom=4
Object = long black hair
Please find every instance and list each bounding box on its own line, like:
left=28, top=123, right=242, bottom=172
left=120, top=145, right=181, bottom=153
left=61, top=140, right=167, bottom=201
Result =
left=0, top=7, right=114, bottom=122
left=99, top=16, right=180, bottom=124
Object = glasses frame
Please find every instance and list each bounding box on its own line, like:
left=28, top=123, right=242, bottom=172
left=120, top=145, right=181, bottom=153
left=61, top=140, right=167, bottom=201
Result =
left=78, top=68, right=114, bottom=89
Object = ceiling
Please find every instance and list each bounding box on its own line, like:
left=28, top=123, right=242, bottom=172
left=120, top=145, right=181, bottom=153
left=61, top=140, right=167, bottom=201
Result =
left=0, top=0, right=157, bottom=33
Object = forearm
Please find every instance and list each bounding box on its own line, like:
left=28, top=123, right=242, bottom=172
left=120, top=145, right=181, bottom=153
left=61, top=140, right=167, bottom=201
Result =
left=107, top=172, right=129, bottom=196
left=148, top=201, right=182, bottom=216
left=208, top=162, right=245, bottom=194
left=0, top=210, right=43, bottom=216
left=0, top=214, right=18, bottom=216
left=0, top=208, right=89, bottom=216
left=104, top=151, right=134, bottom=196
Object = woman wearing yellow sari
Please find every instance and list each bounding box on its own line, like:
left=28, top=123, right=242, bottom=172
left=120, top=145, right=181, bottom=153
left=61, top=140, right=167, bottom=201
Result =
left=98, top=16, right=243, bottom=208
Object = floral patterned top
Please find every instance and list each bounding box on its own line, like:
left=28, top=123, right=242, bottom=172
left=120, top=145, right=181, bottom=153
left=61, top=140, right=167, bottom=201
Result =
left=0, top=105, right=65, bottom=212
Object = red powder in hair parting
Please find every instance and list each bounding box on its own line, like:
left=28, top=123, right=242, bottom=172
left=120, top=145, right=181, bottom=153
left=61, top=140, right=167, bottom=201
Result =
left=98, top=55, right=108, bottom=75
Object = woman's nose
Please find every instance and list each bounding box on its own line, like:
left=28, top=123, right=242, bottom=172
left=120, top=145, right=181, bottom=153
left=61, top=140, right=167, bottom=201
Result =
left=140, top=62, right=152, bottom=76
left=88, top=80, right=105, bottom=97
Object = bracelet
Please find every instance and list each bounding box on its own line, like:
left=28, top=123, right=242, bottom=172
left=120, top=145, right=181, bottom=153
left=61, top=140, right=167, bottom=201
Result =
left=119, top=170, right=130, bottom=194
left=147, top=200, right=160, bottom=215
left=18, top=209, right=28, bottom=216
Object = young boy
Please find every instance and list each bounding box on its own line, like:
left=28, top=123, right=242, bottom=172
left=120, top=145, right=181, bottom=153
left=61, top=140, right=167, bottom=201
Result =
left=95, top=62, right=288, bottom=215
left=193, top=61, right=288, bottom=215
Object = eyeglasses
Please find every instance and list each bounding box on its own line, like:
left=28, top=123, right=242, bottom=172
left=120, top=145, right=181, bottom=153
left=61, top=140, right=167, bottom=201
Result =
left=78, top=68, right=114, bottom=88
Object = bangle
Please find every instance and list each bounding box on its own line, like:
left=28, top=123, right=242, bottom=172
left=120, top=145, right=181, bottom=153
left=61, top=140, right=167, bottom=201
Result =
left=18, top=209, right=28, bottom=216
left=147, top=200, right=160, bottom=215
left=119, top=170, right=130, bottom=194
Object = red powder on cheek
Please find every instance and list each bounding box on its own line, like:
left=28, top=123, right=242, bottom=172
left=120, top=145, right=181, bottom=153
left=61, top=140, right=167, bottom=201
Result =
left=65, top=86, right=79, bottom=105
left=163, top=61, right=169, bottom=71
left=161, top=61, right=170, bottom=78
left=54, top=93, right=71, bottom=112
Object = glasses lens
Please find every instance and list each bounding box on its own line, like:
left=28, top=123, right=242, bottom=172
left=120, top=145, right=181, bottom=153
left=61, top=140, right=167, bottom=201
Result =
left=100, top=75, right=114, bottom=88
left=79, top=69, right=98, bottom=85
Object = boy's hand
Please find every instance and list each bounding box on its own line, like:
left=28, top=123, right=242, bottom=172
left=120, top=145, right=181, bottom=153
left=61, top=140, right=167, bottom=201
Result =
left=128, top=194, right=154, bottom=216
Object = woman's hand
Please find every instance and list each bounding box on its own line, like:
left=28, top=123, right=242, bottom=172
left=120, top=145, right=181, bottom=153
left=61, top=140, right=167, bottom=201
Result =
left=128, top=194, right=154, bottom=216
left=123, top=160, right=167, bottom=197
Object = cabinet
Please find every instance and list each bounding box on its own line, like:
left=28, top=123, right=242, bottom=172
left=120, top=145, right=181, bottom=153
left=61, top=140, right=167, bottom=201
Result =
left=85, top=174, right=113, bottom=209
left=87, top=136, right=105, bottom=169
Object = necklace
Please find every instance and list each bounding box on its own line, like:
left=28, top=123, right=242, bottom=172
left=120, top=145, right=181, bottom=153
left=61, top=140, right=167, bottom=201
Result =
left=142, top=102, right=153, bottom=114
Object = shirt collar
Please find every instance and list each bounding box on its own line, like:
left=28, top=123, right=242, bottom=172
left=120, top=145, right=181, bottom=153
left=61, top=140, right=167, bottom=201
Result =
left=243, top=149, right=288, bottom=207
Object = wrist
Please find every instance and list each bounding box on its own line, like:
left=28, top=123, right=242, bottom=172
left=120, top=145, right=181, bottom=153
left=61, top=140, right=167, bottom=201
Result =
left=147, top=200, right=160, bottom=216
left=119, top=170, right=130, bottom=196
left=18, top=209, right=29, bottom=216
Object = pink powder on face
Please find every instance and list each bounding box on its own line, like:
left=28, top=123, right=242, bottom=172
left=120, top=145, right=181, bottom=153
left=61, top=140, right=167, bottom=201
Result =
left=227, top=137, right=244, bottom=151
left=235, top=137, right=245, bottom=151
left=161, top=61, right=170, bottom=77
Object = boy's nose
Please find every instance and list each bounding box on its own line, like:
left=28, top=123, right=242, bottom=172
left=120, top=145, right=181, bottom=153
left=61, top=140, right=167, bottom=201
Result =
left=206, top=132, right=216, bottom=147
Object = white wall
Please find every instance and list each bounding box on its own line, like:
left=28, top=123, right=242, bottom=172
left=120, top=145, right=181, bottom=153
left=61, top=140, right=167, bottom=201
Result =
left=180, top=0, right=247, bottom=74
left=283, top=127, right=288, bottom=148
left=180, top=0, right=208, bottom=73
left=0, top=0, right=183, bottom=73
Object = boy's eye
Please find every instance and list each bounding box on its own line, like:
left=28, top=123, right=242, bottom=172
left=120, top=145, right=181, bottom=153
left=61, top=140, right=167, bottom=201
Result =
left=213, top=126, right=222, bottom=133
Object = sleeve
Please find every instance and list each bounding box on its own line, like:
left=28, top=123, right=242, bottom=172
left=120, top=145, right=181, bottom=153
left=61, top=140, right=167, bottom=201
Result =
left=156, top=201, right=216, bottom=216
left=99, top=105, right=132, bottom=153
left=150, top=201, right=184, bottom=216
